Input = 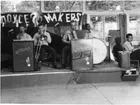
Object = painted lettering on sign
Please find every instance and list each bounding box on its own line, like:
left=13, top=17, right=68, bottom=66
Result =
left=1, top=12, right=82, bottom=27
left=1, top=14, right=30, bottom=27
left=72, top=48, right=92, bottom=60
left=15, top=47, right=31, bottom=55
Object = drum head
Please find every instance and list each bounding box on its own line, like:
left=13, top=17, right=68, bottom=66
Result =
left=93, top=38, right=107, bottom=64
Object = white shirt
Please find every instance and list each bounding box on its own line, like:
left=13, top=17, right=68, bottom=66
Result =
left=33, top=31, right=51, bottom=46
left=123, top=41, right=134, bottom=53
left=63, top=29, right=78, bottom=44
left=17, top=33, right=32, bottom=40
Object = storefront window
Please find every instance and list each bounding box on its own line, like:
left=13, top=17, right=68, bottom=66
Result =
left=107, top=1, right=122, bottom=11
left=86, top=1, right=107, bottom=11
left=128, top=16, right=140, bottom=41
left=43, top=1, right=64, bottom=11
left=1, top=1, right=16, bottom=13
left=1, top=1, right=40, bottom=13
left=89, top=15, right=118, bottom=44
left=124, top=1, right=140, bottom=11
left=43, top=1, right=83, bottom=12
left=16, top=1, right=40, bottom=12
left=86, top=1, right=122, bottom=11
left=90, top=16, right=104, bottom=39
left=65, top=1, right=83, bottom=11
left=105, top=16, right=118, bottom=38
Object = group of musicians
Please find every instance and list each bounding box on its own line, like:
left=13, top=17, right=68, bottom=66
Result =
left=16, top=20, right=140, bottom=69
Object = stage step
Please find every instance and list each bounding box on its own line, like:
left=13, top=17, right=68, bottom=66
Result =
left=1, top=64, right=123, bottom=89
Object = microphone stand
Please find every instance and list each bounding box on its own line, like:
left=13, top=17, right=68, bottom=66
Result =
left=107, top=35, right=111, bottom=62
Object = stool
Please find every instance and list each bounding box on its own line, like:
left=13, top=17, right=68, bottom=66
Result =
left=118, top=51, right=130, bottom=68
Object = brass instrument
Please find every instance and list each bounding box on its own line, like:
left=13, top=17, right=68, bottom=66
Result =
left=35, top=37, right=42, bottom=61
left=35, top=31, right=47, bottom=61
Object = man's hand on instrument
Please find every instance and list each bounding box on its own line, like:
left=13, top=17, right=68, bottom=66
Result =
left=133, top=46, right=140, bottom=52
left=64, top=40, right=70, bottom=44
left=41, top=37, right=44, bottom=41
left=44, top=36, right=48, bottom=41
left=40, top=35, right=46, bottom=41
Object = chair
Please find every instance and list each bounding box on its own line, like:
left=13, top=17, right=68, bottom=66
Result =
left=42, top=52, right=52, bottom=66
left=118, top=51, right=130, bottom=68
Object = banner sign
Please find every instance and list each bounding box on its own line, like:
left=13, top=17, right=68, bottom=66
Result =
left=1, top=12, right=82, bottom=27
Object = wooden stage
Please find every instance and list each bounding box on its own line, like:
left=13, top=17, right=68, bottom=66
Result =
left=1, top=61, right=125, bottom=89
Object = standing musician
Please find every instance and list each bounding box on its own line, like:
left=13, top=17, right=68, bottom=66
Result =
left=54, top=23, right=61, bottom=36
left=123, top=33, right=140, bottom=64
left=61, top=20, right=78, bottom=69
left=84, top=23, right=98, bottom=39
left=33, top=24, right=57, bottom=68
left=17, top=24, right=32, bottom=40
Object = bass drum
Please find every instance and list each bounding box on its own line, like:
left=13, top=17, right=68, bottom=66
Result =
left=93, top=38, right=107, bottom=64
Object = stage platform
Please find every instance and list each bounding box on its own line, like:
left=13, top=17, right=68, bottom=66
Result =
left=1, top=61, right=125, bottom=89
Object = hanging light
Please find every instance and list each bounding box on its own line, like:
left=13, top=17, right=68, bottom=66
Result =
left=55, top=5, right=60, bottom=11
left=95, top=17, right=98, bottom=20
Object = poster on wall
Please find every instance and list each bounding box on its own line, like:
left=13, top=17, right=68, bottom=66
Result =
left=1, top=12, right=82, bottom=27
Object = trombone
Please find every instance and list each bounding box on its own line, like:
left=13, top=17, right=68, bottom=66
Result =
left=35, top=34, right=45, bottom=61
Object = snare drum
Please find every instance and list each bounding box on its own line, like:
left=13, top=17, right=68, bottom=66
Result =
left=93, top=38, right=107, bottom=64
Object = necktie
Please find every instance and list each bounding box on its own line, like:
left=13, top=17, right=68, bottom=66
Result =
left=71, top=31, right=74, bottom=39
left=130, top=42, right=132, bottom=46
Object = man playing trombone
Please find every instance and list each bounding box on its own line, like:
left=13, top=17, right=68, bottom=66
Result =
left=33, top=24, right=57, bottom=68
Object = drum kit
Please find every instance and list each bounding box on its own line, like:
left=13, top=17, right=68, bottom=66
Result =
left=75, top=30, right=108, bottom=65
left=92, top=38, right=107, bottom=64
left=35, top=33, right=47, bottom=62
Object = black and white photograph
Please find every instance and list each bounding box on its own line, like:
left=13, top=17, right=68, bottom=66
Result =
left=1, top=0, right=140, bottom=104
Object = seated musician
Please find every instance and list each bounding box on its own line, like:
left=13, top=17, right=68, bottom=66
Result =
left=123, top=33, right=140, bottom=64
left=53, top=23, right=61, bottom=36
left=112, top=37, right=123, bottom=62
left=17, top=24, right=32, bottom=40
left=61, top=20, right=78, bottom=69
left=33, top=24, right=57, bottom=68
left=84, top=23, right=98, bottom=39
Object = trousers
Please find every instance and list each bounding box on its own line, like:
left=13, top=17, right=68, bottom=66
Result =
left=62, top=44, right=72, bottom=66
left=36, top=45, right=57, bottom=65
left=130, top=49, right=140, bottom=64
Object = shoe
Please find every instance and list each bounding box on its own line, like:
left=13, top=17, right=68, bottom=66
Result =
left=37, top=61, right=42, bottom=70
